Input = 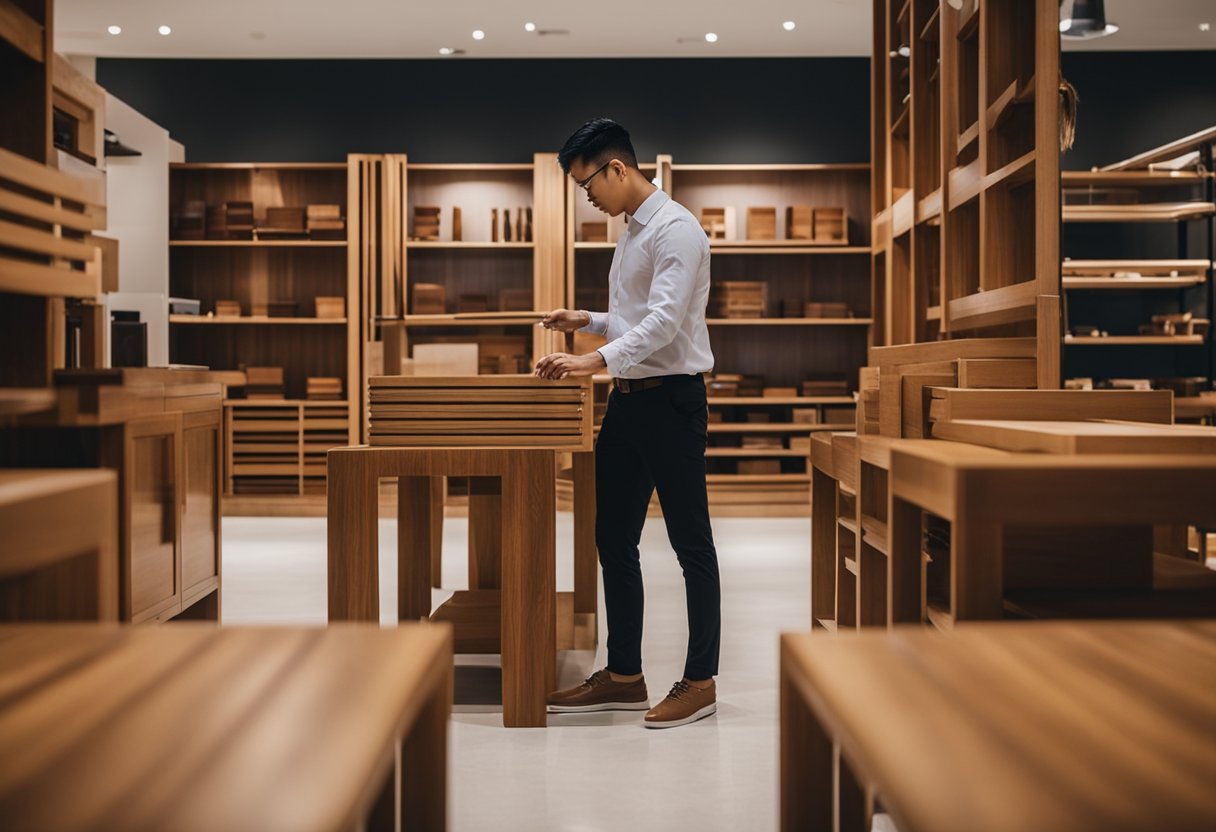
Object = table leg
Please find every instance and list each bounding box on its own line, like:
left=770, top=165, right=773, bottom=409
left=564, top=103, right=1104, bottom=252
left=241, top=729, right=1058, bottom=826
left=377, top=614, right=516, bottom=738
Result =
left=468, top=477, right=501, bottom=590
left=430, top=477, right=445, bottom=589
left=780, top=653, right=832, bottom=831
left=398, top=476, right=436, bottom=623
left=327, top=450, right=379, bottom=621
left=572, top=451, right=597, bottom=647
left=500, top=451, right=556, bottom=727
left=952, top=516, right=1004, bottom=621
left=400, top=661, right=452, bottom=832
left=888, top=495, right=923, bottom=625
left=811, top=466, right=837, bottom=627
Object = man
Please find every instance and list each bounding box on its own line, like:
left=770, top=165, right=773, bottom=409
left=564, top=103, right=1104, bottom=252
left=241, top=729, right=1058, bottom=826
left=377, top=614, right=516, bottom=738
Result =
left=535, top=118, right=720, bottom=729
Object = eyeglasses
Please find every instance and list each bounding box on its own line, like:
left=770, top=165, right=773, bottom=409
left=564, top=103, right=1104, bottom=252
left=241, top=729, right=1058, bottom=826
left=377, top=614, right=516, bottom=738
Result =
left=575, top=160, right=612, bottom=191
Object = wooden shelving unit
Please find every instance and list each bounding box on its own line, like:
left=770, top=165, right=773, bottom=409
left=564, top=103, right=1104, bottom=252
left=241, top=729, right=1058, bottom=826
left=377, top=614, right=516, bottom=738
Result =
left=1061, top=132, right=1216, bottom=390
left=872, top=0, right=1060, bottom=388
left=168, top=161, right=359, bottom=503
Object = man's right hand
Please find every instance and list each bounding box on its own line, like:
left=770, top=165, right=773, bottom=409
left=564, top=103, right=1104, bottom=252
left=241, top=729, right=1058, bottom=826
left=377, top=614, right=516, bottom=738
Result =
left=540, top=308, right=590, bottom=332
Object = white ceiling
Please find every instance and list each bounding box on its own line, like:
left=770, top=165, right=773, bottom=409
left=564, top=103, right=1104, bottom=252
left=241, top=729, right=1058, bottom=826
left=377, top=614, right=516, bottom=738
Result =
left=55, top=0, right=1216, bottom=59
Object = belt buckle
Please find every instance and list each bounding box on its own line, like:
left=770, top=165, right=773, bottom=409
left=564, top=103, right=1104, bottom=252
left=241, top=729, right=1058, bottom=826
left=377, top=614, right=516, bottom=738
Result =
left=618, top=378, right=632, bottom=394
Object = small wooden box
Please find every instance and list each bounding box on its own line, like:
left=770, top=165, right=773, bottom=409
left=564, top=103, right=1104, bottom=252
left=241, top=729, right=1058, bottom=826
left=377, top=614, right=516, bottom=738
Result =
left=791, top=408, right=822, bottom=424
left=314, top=296, right=345, bottom=319
left=700, top=207, right=728, bottom=240
left=747, top=207, right=778, bottom=241
left=812, top=207, right=848, bottom=244
left=786, top=205, right=813, bottom=240
left=305, top=376, right=343, bottom=400
left=581, top=221, right=608, bottom=242
left=804, top=302, right=852, bottom=319
left=742, top=435, right=784, bottom=450
left=412, top=283, right=447, bottom=315
left=499, top=288, right=533, bottom=312
left=413, top=206, right=441, bottom=241
left=790, top=436, right=812, bottom=453
left=763, top=387, right=798, bottom=398
left=408, top=343, right=479, bottom=377
left=708, top=282, right=767, bottom=319
left=214, top=299, right=242, bottom=317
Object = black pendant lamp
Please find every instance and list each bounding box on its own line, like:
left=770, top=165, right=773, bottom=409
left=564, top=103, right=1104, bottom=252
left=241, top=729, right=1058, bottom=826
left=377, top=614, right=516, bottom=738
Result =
left=1060, top=0, right=1120, bottom=40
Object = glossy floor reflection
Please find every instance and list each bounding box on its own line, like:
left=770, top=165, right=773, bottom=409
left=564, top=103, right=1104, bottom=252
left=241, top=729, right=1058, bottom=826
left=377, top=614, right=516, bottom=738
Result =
left=222, top=513, right=810, bottom=832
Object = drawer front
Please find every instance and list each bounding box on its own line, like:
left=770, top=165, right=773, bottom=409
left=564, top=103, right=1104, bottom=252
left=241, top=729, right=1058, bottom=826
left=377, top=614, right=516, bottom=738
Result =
left=129, top=432, right=179, bottom=619
left=182, top=416, right=220, bottom=593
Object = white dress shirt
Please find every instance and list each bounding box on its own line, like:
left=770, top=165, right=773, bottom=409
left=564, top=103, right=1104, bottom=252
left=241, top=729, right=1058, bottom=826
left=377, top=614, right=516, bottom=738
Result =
left=581, top=189, right=715, bottom=379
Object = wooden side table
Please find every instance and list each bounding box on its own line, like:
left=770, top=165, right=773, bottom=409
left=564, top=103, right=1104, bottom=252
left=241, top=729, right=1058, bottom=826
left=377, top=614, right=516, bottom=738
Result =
left=328, top=446, right=557, bottom=727
left=0, top=623, right=452, bottom=832
left=781, top=621, right=1216, bottom=832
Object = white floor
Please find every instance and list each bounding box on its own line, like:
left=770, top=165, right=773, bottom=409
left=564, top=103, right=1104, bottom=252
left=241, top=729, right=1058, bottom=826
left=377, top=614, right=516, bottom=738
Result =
left=222, top=513, right=811, bottom=832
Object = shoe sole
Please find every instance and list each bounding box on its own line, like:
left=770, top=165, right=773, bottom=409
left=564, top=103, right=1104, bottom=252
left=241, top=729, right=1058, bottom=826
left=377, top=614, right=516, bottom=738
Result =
left=547, top=700, right=651, bottom=714
left=643, top=701, right=717, bottom=729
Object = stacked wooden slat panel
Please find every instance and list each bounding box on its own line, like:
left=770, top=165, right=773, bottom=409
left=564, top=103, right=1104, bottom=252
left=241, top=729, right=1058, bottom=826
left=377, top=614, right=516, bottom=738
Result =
left=368, top=376, right=593, bottom=450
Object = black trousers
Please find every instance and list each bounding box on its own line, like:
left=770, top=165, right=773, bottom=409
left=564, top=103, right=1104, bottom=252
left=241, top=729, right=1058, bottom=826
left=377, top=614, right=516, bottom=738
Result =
left=595, top=374, right=721, bottom=681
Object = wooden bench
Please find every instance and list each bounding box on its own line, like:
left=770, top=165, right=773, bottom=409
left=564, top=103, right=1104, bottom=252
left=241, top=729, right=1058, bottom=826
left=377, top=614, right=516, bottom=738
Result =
left=0, top=622, right=452, bottom=831
left=781, top=620, right=1216, bottom=832
left=888, top=439, right=1216, bottom=626
left=0, top=469, right=117, bottom=620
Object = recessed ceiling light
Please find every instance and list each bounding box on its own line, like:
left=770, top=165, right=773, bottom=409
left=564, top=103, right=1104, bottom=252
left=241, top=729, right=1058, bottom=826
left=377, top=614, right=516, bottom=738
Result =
left=705, top=32, right=718, bottom=43
left=439, top=47, right=454, bottom=55
left=783, top=21, right=796, bottom=31
left=524, top=22, right=536, bottom=32
left=107, top=25, right=121, bottom=35
left=1201, top=22, right=1212, bottom=32
left=158, top=25, right=172, bottom=36
left=472, top=29, right=485, bottom=40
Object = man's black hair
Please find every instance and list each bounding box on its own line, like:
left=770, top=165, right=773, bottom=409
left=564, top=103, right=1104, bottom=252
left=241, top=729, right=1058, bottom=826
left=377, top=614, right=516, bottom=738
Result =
left=557, top=118, right=640, bottom=174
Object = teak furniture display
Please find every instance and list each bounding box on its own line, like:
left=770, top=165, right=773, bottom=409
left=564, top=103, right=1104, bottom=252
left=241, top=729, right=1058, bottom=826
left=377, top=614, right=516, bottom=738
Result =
left=1061, top=128, right=1216, bottom=390
left=0, top=369, right=223, bottom=623
left=168, top=162, right=359, bottom=508
left=671, top=161, right=873, bottom=514
left=780, top=620, right=1216, bottom=832
left=335, top=375, right=598, bottom=728
left=0, top=622, right=453, bottom=832
left=871, top=0, right=1060, bottom=387
left=0, top=468, right=118, bottom=621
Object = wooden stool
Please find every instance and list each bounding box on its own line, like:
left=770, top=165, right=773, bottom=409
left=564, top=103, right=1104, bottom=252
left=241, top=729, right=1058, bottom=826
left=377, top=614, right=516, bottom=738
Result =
left=0, top=623, right=452, bottom=832
left=328, top=446, right=557, bottom=727
left=781, top=621, right=1216, bottom=832
left=888, top=440, right=1216, bottom=626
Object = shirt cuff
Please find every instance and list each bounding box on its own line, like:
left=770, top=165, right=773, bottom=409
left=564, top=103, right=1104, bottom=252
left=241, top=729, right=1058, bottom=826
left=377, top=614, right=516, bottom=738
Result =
left=597, top=340, right=627, bottom=376
left=581, top=311, right=609, bottom=336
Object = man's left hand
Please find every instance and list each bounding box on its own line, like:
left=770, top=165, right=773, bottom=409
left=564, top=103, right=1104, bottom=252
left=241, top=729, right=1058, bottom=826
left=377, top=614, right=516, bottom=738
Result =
left=534, top=351, right=606, bottom=380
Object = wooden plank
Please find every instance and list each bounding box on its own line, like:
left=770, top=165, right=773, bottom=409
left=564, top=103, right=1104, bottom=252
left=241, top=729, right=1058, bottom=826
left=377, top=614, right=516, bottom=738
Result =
left=928, top=387, right=1173, bottom=424
left=947, top=281, right=1038, bottom=331
left=0, top=255, right=101, bottom=298
left=0, top=146, right=104, bottom=207
left=1100, top=125, right=1216, bottom=171
left=931, top=419, right=1216, bottom=455
left=868, top=337, right=1035, bottom=368
left=956, top=358, right=1037, bottom=389
left=0, top=0, right=44, bottom=62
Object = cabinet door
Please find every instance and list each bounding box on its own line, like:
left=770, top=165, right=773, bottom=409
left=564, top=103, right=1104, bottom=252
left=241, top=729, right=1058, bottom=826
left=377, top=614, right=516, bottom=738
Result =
left=181, top=409, right=221, bottom=612
left=125, top=414, right=183, bottom=623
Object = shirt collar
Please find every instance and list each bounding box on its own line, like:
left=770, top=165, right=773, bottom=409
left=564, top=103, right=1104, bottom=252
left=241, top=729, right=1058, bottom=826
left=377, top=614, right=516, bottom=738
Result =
left=628, top=188, right=669, bottom=227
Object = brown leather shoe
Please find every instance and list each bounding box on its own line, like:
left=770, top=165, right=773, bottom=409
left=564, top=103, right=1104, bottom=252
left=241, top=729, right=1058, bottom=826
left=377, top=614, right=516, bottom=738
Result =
left=643, top=679, right=717, bottom=728
left=547, top=669, right=650, bottom=713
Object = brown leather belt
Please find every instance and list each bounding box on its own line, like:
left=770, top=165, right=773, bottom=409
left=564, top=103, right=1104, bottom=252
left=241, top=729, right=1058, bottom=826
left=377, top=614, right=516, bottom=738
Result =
left=613, top=374, right=701, bottom=394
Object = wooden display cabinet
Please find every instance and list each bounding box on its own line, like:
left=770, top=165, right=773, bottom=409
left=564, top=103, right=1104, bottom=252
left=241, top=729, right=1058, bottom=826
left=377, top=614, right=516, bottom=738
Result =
left=168, top=162, right=359, bottom=511
left=872, top=0, right=1060, bottom=389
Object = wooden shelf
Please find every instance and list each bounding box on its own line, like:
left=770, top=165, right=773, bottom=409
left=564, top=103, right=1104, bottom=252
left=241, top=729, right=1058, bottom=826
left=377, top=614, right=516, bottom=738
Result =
left=402, top=314, right=540, bottom=327
left=916, top=188, right=944, bottom=224
left=1063, top=276, right=1206, bottom=290
left=986, top=78, right=1034, bottom=132
left=709, top=396, right=855, bottom=406
left=891, top=104, right=910, bottom=137
left=957, top=121, right=980, bottom=155
left=919, top=5, right=941, bottom=41
left=1061, top=258, right=1212, bottom=272
left=671, top=163, right=870, bottom=172
left=406, top=163, right=534, bottom=172
left=861, top=516, right=889, bottom=555
left=843, top=555, right=859, bottom=576
left=838, top=516, right=860, bottom=536
left=225, top=399, right=351, bottom=407
left=1100, top=125, right=1216, bottom=172
left=814, top=618, right=839, bottom=633
left=707, top=318, right=873, bottom=327
left=406, top=241, right=534, bottom=250
left=170, top=316, right=347, bottom=326
left=957, top=4, right=980, bottom=39
left=170, top=162, right=347, bottom=171
left=705, top=448, right=808, bottom=458
left=573, top=242, right=617, bottom=250
left=708, top=423, right=848, bottom=434
left=170, top=240, right=346, bottom=248
left=1064, top=335, right=1205, bottom=346
left=1062, top=170, right=1210, bottom=187
left=984, top=151, right=1036, bottom=191
left=1063, top=202, right=1216, bottom=223
left=707, top=244, right=870, bottom=255
left=0, top=3, right=46, bottom=62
